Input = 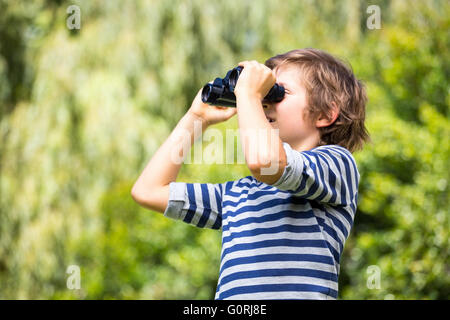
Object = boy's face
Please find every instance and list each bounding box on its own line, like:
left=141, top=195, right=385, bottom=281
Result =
left=263, top=64, right=319, bottom=151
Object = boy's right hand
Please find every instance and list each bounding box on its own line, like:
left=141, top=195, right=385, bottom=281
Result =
left=188, top=87, right=237, bottom=126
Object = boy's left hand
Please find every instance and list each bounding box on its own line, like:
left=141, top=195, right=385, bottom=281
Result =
left=234, top=60, right=276, bottom=102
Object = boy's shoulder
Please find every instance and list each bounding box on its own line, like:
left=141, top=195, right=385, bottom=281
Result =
left=220, top=144, right=357, bottom=194
left=310, top=143, right=352, bottom=155
left=307, top=143, right=357, bottom=164
left=280, top=142, right=356, bottom=166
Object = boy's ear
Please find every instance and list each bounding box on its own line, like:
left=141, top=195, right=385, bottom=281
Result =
left=315, top=101, right=340, bottom=128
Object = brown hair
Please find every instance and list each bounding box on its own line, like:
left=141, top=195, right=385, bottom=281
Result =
left=265, top=48, right=370, bottom=153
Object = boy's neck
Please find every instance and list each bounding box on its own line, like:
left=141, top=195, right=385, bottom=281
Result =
left=289, top=133, right=320, bottom=152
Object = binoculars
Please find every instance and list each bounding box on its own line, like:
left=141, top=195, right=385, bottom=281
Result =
left=201, top=66, right=285, bottom=107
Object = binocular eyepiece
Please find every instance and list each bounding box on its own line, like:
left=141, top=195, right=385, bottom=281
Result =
left=201, top=66, right=285, bottom=107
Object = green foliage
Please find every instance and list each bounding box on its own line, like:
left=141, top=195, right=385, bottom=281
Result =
left=0, top=0, right=448, bottom=299
left=60, top=182, right=222, bottom=299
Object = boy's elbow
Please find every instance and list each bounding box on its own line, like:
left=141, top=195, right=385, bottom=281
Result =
left=247, top=151, right=275, bottom=172
left=131, top=183, right=170, bottom=214
left=131, top=183, right=145, bottom=205
left=248, top=156, right=287, bottom=185
left=131, top=182, right=153, bottom=206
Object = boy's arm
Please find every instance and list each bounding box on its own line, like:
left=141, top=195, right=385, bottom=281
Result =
left=234, top=61, right=287, bottom=184
left=236, top=94, right=286, bottom=184
left=131, top=89, right=236, bottom=213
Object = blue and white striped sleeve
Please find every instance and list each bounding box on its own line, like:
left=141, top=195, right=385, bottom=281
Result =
left=163, top=182, right=223, bottom=229
left=272, top=142, right=360, bottom=207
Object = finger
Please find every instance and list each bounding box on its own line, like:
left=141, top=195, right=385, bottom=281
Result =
left=237, top=61, right=247, bottom=67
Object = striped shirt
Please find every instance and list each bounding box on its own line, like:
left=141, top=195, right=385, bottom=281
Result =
left=164, top=142, right=359, bottom=299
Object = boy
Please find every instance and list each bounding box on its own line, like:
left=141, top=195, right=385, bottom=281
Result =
left=131, top=48, right=370, bottom=299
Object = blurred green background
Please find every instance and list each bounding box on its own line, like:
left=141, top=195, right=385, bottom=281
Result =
left=0, top=0, right=448, bottom=299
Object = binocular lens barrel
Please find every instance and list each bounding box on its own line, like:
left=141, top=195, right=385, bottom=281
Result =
left=228, top=66, right=243, bottom=89
left=201, top=84, right=214, bottom=102
left=201, top=81, right=238, bottom=107
left=201, top=66, right=284, bottom=107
